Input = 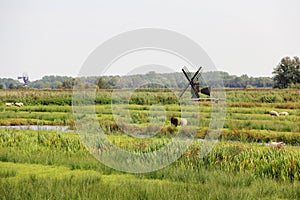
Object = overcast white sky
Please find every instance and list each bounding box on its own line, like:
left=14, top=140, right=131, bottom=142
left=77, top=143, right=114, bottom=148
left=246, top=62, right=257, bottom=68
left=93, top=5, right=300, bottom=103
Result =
left=0, top=0, right=299, bottom=80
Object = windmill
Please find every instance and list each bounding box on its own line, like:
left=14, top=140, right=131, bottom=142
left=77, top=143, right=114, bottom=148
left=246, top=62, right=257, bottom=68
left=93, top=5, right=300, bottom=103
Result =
left=18, top=72, right=29, bottom=86
left=179, top=66, right=211, bottom=99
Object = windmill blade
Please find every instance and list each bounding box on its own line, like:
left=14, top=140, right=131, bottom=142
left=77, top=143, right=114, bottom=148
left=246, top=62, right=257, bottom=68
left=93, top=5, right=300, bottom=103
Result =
left=182, top=66, right=191, bottom=79
left=195, top=70, right=201, bottom=80
left=179, top=84, right=190, bottom=97
left=190, top=66, right=202, bottom=82
left=179, top=67, right=193, bottom=97
left=180, top=67, right=194, bottom=97
left=182, top=66, right=202, bottom=85
left=179, top=66, right=202, bottom=98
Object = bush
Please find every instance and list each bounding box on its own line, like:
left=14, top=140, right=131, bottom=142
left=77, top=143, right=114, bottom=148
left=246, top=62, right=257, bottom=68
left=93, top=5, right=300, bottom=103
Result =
left=259, top=95, right=283, bottom=103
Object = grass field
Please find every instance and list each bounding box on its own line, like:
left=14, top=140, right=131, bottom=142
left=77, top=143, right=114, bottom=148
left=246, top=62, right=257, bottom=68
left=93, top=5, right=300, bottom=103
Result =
left=0, top=88, right=300, bottom=199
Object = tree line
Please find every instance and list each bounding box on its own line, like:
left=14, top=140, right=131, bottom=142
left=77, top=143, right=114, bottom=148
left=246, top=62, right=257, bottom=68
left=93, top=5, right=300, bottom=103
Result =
left=1, top=56, right=299, bottom=89
left=0, top=72, right=274, bottom=89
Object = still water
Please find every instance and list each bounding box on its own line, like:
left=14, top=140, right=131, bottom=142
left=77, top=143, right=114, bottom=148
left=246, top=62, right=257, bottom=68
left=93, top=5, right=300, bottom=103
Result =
left=0, top=125, right=71, bottom=132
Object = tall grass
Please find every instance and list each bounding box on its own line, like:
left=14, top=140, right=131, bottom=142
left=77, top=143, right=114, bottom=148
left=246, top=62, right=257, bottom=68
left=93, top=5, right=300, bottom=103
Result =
left=1, top=129, right=299, bottom=181
left=1, top=162, right=300, bottom=200
left=1, top=88, right=300, bottom=199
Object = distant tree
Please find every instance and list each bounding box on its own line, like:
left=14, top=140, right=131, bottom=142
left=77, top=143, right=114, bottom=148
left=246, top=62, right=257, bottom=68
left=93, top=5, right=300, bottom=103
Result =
left=273, top=56, right=300, bottom=89
left=0, top=84, right=3, bottom=89
left=53, top=81, right=62, bottom=89
left=8, top=83, right=15, bottom=89
left=106, top=76, right=120, bottom=88
left=62, top=79, right=74, bottom=89
left=97, top=77, right=107, bottom=89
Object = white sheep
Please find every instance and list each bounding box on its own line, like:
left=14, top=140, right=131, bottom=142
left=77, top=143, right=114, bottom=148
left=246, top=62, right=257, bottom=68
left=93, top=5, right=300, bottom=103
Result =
left=180, top=118, right=187, bottom=126
left=269, top=141, right=285, bottom=149
left=5, top=102, right=14, bottom=107
left=279, top=111, right=289, bottom=116
left=270, top=110, right=279, bottom=117
left=15, top=102, right=24, bottom=107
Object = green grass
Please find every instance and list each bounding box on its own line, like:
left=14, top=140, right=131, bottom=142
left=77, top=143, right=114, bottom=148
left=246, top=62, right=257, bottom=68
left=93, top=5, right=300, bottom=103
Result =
left=1, top=161, right=300, bottom=200
left=1, top=88, right=300, bottom=199
left=1, top=129, right=299, bottom=181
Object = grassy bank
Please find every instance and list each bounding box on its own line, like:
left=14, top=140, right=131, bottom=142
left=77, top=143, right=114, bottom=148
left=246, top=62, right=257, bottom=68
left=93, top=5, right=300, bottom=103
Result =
left=0, top=88, right=300, bottom=199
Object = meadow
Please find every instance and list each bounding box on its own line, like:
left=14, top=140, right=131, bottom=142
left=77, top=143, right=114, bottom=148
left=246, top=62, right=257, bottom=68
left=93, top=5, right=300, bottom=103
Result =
left=0, top=88, right=300, bottom=199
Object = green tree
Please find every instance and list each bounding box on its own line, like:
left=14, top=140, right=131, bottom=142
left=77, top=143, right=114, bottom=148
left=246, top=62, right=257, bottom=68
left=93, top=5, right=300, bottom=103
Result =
left=62, top=79, right=74, bottom=89
left=0, top=84, right=3, bottom=89
left=106, top=76, right=120, bottom=88
left=8, top=83, right=15, bottom=89
left=273, top=56, right=300, bottom=89
left=97, top=77, right=107, bottom=89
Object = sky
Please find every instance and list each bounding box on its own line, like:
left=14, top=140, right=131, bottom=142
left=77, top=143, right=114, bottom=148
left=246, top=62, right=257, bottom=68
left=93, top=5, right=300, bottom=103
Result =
left=0, top=0, right=300, bottom=81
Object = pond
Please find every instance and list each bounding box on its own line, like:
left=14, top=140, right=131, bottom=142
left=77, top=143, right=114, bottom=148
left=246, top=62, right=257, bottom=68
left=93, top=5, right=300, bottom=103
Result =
left=0, top=125, right=72, bottom=132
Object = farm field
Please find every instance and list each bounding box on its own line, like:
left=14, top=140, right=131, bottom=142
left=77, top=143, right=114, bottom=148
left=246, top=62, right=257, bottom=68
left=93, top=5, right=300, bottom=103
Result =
left=0, top=88, right=300, bottom=199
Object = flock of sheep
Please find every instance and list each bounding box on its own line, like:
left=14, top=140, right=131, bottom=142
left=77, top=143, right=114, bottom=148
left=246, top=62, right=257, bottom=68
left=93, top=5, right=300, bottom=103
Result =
left=170, top=115, right=286, bottom=149
left=269, top=110, right=289, bottom=117
left=5, top=102, right=24, bottom=107
left=170, top=110, right=289, bottom=126
left=4, top=101, right=288, bottom=149
left=268, top=141, right=285, bottom=149
left=268, top=110, right=288, bottom=148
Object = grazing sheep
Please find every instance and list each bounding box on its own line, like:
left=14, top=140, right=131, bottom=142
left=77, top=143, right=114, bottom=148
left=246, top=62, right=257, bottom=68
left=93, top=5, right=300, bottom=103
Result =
left=171, top=117, right=188, bottom=127
left=15, top=102, right=24, bottom=107
left=269, top=142, right=285, bottom=149
left=5, top=102, right=14, bottom=107
left=279, top=111, right=289, bottom=116
left=171, top=117, right=179, bottom=127
left=270, top=110, right=279, bottom=117
left=180, top=118, right=187, bottom=126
